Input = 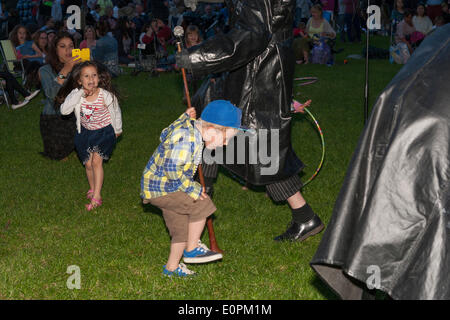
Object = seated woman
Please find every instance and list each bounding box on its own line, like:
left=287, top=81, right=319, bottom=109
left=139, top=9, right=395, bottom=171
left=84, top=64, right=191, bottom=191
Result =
left=412, top=4, right=433, bottom=36
left=140, top=18, right=173, bottom=72
left=9, top=25, right=45, bottom=89
left=395, top=9, right=420, bottom=54
left=0, top=70, right=40, bottom=109
left=91, top=17, right=120, bottom=77
left=10, top=25, right=45, bottom=65
left=79, top=25, right=97, bottom=51
left=113, top=17, right=135, bottom=66
left=39, top=31, right=80, bottom=160
left=293, top=4, right=336, bottom=64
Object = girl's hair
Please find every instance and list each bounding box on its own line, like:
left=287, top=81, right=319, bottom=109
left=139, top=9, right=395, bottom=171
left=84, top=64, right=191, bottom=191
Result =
left=83, top=25, right=97, bottom=40
left=32, top=30, right=48, bottom=53
left=45, top=31, right=74, bottom=74
left=117, top=17, right=130, bottom=35
left=416, top=3, right=426, bottom=15
left=55, top=61, right=120, bottom=109
left=185, top=25, right=203, bottom=46
left=311, top=4, right=323, bottom=17
left=142, top=21, right=152, bottom=33
left=9, top=25, right=31, bottom=47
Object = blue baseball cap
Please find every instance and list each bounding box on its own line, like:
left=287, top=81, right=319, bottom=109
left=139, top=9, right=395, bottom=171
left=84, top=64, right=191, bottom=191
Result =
left=200, top=100, right=246, bottom=130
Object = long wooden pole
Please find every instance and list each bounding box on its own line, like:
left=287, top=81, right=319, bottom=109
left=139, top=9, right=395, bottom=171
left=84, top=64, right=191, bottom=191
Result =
left=176, top=41, right=223, bottom=254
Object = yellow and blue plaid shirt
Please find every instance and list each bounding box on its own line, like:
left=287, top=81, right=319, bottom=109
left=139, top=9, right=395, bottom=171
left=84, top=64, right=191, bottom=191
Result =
left=141, top=112, right=203, bottom=200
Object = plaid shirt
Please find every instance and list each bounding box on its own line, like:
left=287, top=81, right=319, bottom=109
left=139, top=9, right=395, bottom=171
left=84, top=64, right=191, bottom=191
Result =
left=141, top=112, right=203, bottom=200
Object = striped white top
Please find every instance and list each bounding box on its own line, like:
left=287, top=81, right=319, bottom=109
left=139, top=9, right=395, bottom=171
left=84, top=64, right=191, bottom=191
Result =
left=80, top=90, right=112, bottom=130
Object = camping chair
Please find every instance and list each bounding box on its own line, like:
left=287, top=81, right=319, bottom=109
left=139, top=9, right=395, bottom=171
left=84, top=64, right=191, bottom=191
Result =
left=0, top=77, right=10, bottom=109
left=0, top=40, right=25, bottom=82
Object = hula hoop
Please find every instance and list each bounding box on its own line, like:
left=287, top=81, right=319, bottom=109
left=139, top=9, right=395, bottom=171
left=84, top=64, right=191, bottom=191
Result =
left=294, top=77, right=319, bottom=86
left=301, top=107, right=325, bottom=187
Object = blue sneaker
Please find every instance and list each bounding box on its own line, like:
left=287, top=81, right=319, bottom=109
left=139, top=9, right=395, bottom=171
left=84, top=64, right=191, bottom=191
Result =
left=183, top=240, right=223, bottom=264
left=162, top=263, right=196, bottom=277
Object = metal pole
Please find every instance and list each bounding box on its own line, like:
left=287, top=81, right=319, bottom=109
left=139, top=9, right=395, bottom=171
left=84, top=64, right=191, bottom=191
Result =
left=364, top=0, right=370, bottom=124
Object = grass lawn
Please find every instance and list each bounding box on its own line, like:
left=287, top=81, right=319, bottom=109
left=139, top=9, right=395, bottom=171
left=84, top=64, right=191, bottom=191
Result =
left=0, top=35, right=402, bottom=300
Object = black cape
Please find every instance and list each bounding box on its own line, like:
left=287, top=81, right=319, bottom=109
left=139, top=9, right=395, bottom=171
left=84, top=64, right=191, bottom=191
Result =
left=310, top=25, right=450, bottom=300
left=186, top=0, right=304, bottom=185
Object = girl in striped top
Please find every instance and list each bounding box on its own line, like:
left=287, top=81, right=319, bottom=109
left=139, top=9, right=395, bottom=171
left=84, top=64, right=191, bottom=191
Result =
left=59, top=61, right=123, bottom=211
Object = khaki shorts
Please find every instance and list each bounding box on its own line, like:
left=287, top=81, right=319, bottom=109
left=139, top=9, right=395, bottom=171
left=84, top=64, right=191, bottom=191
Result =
left=144, top=191, right=216, bottom=243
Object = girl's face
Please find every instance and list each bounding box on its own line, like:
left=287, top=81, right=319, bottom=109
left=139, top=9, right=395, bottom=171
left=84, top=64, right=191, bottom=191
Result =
left=79, top=65, right=99, bottom=92
left=39, top=33, right=48, bottom=48
left=56, top=37, right=75, bottom=64
left=187, top=32, right=199, bottom=44
left=17, top=27, right=27, bottom=44
left=417, top=5, right=425, bottom=16
left=397, top=0, right=403, bottom=9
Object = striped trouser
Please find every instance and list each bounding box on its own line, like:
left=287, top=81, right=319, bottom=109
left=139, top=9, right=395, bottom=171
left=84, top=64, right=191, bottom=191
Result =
left=200, top=163, right=302, bottom=202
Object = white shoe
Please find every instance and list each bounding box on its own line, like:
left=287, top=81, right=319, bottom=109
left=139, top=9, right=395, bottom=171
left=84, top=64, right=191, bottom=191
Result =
left=24, top=89, right=40, bottom=101
left=11, top=100, right=30, bottom=110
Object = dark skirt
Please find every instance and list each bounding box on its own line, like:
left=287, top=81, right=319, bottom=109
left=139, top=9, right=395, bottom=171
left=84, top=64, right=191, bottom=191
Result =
left=74, top=124, right=116, bottom=165
left=40, top=113, right=76, bottom=160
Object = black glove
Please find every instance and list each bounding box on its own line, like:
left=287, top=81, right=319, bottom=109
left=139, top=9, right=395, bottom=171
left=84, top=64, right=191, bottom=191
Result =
left=175, top=49, right=191, bottom=70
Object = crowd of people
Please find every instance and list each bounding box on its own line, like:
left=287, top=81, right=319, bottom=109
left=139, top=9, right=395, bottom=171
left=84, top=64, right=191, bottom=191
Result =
left=1, top=1, right=448, bottom=281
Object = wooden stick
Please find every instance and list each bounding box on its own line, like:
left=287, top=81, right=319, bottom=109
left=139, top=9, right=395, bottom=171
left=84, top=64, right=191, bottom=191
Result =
left=176, top=41, right=223, bottom=253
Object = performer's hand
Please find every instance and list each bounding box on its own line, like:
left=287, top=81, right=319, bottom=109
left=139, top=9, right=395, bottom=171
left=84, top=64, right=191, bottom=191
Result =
left=186, top=107, right=196, bottom=119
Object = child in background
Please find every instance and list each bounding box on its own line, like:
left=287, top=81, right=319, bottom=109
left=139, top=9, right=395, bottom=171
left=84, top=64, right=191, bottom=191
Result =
left=181, top=25, right=203, bottom=101
left=293, top=21, right=307, bottom=38
left=185, top=24, right=203, bottom=48
left=141, top=100, right=244, bottom=277
left=59, top=61, right=122, bottom=211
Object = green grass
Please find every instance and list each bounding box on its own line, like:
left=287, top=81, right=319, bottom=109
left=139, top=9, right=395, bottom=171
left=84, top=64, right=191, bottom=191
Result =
left=0, top=35, right=402, bottom=300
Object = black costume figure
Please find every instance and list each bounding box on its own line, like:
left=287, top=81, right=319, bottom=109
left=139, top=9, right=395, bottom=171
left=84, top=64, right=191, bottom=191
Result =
left=310, top=25, right=450, bottom=300
left=177, top=0, right=323, bottom=241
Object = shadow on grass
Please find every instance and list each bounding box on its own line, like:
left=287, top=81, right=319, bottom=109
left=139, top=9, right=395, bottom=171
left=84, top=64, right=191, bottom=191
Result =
left=310, top=275, right=340, bottom=300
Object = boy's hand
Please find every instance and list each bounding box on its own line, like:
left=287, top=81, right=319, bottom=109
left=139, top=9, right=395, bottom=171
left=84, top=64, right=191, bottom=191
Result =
left=198, top=192, right=209, bottom=201
left=186, top=107, right=196, bottom=119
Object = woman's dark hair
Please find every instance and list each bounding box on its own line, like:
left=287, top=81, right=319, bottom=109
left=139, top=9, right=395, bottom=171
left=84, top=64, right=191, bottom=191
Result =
left=97, top=16, right=111, bottom=37
left=45, top=31, right=74, bottom=74
left=8, top=25, right=31, bottom=47
left=55, top=61, right=120, bottom=109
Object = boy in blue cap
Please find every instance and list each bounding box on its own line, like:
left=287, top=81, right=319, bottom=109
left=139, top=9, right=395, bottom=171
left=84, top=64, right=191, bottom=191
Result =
left=141, top=100, right=243, bottom=277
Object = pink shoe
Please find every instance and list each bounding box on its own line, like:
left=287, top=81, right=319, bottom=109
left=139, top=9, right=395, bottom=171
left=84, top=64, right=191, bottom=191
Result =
left=86, top=198, right=102, bottom=211
left=86, top=189, right=94, bottom=200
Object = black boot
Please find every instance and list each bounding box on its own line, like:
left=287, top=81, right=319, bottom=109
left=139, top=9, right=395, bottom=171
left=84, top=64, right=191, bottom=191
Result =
left=274, top=204, right=324, bottom=242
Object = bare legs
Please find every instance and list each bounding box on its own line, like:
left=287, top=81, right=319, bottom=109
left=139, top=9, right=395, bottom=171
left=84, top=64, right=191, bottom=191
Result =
left=286, top=191, right=307, bottom=210
left=85, top=152, right=104, bottom=206
left=166, top=219, right=207, bottom=271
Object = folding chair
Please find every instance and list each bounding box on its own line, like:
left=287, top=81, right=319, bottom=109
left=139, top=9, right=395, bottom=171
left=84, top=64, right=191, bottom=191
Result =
left=0, top=76, right=10, bottom=109
left=0, top=40, right=25, bottom=82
